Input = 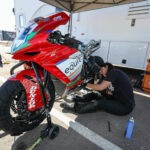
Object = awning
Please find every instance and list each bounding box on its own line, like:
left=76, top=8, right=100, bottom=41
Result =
left=40, top=0, right=146, bottom=13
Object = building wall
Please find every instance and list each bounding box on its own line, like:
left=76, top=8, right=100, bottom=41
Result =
left=72, top=1, right=150, bottom=42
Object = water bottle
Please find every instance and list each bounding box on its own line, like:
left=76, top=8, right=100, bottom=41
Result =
left=125, top=117, right=135, bottom=139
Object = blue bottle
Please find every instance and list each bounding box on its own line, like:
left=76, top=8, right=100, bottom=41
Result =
left=125, top=117, right=135, bottom=139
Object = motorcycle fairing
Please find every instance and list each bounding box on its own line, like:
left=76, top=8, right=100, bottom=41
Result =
left=10, top=12, right=83, bottom=90
left=56, top=51, right=84, bottom=89
left=8, top=69, right=48, bottom=111
left=11, top=12, right=70, bottom=55
left=56, top=51, right=83, bottom=81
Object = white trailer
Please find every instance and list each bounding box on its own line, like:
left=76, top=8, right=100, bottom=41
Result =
left=13, top=0, right=150, bottom=70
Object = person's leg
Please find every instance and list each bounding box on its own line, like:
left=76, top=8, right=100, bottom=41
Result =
left=74, top=101, right=100, bottom=113
left=60, top=92, right=101, bottom=113
left=96, top=98, right=133, bottom=115
left=60, top=92, right=101, bottom=112
left=73, top=91, right=102, bottom=103
left=75, top=98, right=133, bottom=115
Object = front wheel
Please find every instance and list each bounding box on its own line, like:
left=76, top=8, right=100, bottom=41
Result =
left=0, top=79, right=55, bottom=136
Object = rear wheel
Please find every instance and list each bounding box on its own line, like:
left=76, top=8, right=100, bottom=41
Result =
left=0, top=79, right=55, bottom=136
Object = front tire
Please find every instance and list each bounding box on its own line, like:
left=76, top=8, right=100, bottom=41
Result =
left=0, top=80, right=55, bottom=136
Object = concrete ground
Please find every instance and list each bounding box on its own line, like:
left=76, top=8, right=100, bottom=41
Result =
left=0, top=45, right=150, bottom=150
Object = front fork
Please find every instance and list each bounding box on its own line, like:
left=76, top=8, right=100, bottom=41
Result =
left=31, top=62, right=52, bottom=127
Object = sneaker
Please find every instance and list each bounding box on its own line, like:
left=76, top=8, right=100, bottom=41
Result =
left=60, top=102, right=75, bottom=112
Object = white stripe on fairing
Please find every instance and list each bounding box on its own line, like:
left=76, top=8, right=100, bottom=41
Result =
left=51, top=108, right=122, bottom=150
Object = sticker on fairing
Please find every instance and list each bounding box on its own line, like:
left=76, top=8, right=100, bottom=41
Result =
left=28, top=86, right=37, bottom=109
left=56, top=52, right=83, bottom=81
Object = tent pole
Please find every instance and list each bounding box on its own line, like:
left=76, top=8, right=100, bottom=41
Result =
left=68, top=0, right=74, bottom=37
left=70, top=13, right=72, bottom=37
left=68, top=12, right=72, bottom=37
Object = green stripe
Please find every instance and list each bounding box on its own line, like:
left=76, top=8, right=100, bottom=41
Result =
left=67, top=76, right=81, bottom=87
left=70, top=67, right=81, bottom=80
left=26, top=28, right=41, bottom=42
left=26, top=32, right=37, bottom=42
left=15, top=43, right=31, bottom=52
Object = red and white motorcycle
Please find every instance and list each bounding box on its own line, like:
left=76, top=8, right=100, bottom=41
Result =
left=0, top=12, right=102, bottom=138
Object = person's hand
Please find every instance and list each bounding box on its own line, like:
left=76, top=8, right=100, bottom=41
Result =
left=106, top=89, right=113, bottom=95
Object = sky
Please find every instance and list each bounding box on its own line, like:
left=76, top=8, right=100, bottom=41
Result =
left=0, top=0, right=15, bottom=31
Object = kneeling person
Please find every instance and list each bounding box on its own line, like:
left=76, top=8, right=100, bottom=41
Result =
left=61, top=63, right=135, bottom=116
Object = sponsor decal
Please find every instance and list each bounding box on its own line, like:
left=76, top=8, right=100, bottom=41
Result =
left=64, top=52, right=83, bottom=75
left=53, top=16, right=62, bottom=21
left=28, top=86, right=37, bottom=109
left=45, top=30, right=53, bottom=33
left=67, top=75, right=81, bottom=87
left=56, top=52, right=83, bottom=80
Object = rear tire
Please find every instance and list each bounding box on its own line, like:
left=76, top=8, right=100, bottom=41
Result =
left=0, top=79, right=55, bottom=136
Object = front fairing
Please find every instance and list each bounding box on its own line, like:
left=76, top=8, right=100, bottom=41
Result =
left=11, top=12, right=70, bottom=55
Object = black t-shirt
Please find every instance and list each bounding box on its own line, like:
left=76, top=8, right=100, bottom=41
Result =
left=104, top=69, right=135, bottom=108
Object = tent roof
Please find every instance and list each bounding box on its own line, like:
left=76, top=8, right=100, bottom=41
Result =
left=40, top=0, right=146, bottom=13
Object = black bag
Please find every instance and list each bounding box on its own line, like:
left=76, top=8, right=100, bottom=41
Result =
left=64, top=37, right=82, bottom=50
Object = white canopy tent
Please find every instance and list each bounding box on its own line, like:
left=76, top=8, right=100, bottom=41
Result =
left=40, top=0, right=146, bottom=34
left=40, top=0, right=146, bottom=13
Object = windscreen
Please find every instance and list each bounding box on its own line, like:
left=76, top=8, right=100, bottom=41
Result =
left=11, top=21, right=38, bottom=53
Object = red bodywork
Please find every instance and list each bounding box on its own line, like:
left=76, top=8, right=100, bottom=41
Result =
left=9, top=12, right=83, bottom=111
left=9, top=70, right=47, bottom=111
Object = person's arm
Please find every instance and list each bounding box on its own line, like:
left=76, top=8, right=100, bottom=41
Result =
left=87, top=80, right=111, bottom=91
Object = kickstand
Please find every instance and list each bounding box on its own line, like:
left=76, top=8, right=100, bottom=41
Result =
left=27, top=123, right=59, bottom=150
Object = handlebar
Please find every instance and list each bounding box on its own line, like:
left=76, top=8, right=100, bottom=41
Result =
left=79, top=40, right=101, bottom=57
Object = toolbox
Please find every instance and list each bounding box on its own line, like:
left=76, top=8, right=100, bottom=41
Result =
left=142, top=56, right=150, bottom=93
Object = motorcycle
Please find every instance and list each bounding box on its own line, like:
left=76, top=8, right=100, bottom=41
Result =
left=0, top=12, right=103, bottom=137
